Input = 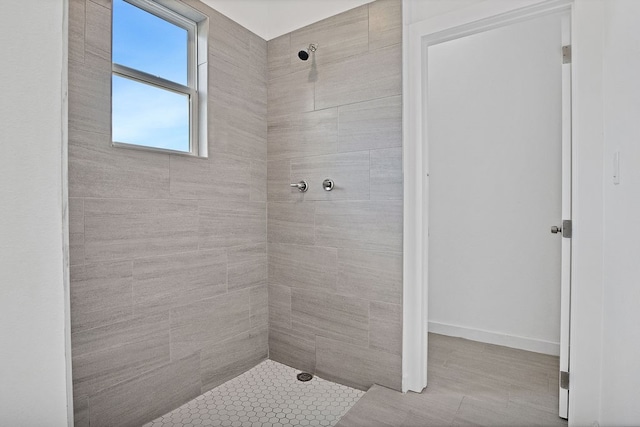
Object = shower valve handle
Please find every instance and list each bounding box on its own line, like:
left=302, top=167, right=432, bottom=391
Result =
left=290, top=180, right=308, bottom=192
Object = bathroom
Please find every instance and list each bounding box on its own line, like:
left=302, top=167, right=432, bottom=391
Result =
left=3, top=0, right=640, bottom=426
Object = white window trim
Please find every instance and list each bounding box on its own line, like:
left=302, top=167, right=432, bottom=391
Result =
left=112, top=0, right=208, bottom=158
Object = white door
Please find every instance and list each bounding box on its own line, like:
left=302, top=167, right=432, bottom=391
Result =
left=426, top=11, right=571, bottom=419
left=558, top=12, right=572, bottom=420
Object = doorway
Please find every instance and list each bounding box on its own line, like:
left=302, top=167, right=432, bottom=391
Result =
left=402, top=1, right=573, bottom=421
left=427, top=10, right=570, bottom=419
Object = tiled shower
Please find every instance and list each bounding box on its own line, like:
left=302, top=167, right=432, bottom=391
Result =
left=67, top=0, right=402, bottom=425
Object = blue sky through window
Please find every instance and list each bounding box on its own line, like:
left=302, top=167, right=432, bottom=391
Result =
left=112, top=0, right=190, bottom=152
left=112, top=75, right=189, bottom=151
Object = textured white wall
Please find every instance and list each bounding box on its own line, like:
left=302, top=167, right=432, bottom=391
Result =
left=200, top=0, right=374, bottom=40
left=0, top=0, right=71, bottom=425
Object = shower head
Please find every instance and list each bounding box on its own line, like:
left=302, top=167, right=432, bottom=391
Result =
left=298, top=44, right=318, bottom=61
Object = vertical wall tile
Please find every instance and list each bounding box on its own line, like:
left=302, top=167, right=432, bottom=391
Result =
left=315, top=201, right=403, bottom=252
left=268, top=284, right=292, bottom=330
left=70, top=262, right=133, bottom=333
left=338, top=95, right=402, bottom=152
left=169, top=153, right=251, bottom=201
left=209, top=57, right=267, bottom=161
left=316, top=336, right=402, bottom=391
left=250, top=285, right=269, bottom=328
left=88, top=0, right=111, bottom=11
left=267, top=70, right=315, bottom=119
left=228, top=244, right=267, bottom=292
left=69, top=198, right=85, bottom=266
left=85, top=0, right=111, bottom=59
left=208, top=11, right=250, bottom=69
left=198, top=201, right=266, bottom=249
left=170, top=290, right=251, bottom=360
left=209, top=109, right=267, bottom=162
left=369, top=301, right=403, bottom=355
left=315, top=44, right=402, bottom=110
left=268, top=34, right=291, bottom=80
left=315, top=336, right=369, bottom=390
left=291, top=288, right=369, bottom=346
left=268, top=202, right=316, bottom=245
left=68, top=52, right=111, bottom=134
left=268, top=243, right=337, bottom=292
left=269, top=327, right=316, bottom=374
left=268, top=108, right=338, bottom=160
left=84, top=199, right=199, bottom=263
left=69, top=198, right=84, bottom=234
left=337, top=249, right=403, bottom=305
left=132, top=250, right=227, bottom=315
left=290, top=151, right=370, bottom=201
left=370, top=147, right=403, bottom=200
left=72, top=313, right=170, bottom=399
left=69, top=130, right=171, bottom=199
left=369, top=0, right=403, bottom=51
left=209, top=54, right=268, bottom=120
left=209, top=104, right=267, bottom=162
left=88, top=353, right=201, bottom=427
left=70, top=232, right=86, bottom=267
left=248, top=32, right=268, bottom=81
left=68, top=0, right=85, bottom=64
left=200, top=327, right=268, bottom=392
left=250, top=159, right=267, bottom=202
left=73, top=397, right=90, bottom=427
left=267, top=159, right=291, bottom=202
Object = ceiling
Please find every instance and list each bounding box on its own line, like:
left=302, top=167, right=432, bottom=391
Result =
left=200, top=0, right=375, bottom=40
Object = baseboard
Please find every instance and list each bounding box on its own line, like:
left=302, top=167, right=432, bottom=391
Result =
left=428, top=321, right=560, bottom=356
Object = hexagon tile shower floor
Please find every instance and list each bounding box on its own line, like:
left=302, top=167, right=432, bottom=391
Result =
left=144, top=360, right=365, bottom=427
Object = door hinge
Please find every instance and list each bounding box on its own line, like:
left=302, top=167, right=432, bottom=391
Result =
left=560, top=371, right=570, bottom=390
left=563, top=45, right=572, bottom=64
left=562, top=219, right=572, bottom=238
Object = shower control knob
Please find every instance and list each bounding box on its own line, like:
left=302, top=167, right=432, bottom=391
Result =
left=322, top=178, right=334, bottom=191
left=290, top=180, right=308, bottom=192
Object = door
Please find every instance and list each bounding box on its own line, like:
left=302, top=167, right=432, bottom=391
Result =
left=558, top=12, right=572, bottom=420
left=426, top=11, right=571, bottom=419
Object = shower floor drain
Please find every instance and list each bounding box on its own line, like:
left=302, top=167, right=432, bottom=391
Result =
left=297, top=372, right=313, bottom=382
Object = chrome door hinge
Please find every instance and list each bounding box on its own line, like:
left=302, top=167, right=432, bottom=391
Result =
left=563, top=45, right=572, bottom=64
left=562, top=219, right=572, bottom=238
left=560, top=371, right=570, bottom=390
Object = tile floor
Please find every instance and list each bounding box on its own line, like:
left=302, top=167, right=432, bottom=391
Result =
left=144, top=360, right=364, bottom=427
left=145, top=334, right=567, bottom=427
left=336, top=333, right=568, bottom=426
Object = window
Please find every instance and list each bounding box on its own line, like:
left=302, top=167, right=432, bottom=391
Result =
left=112, top=0, right=207, bottom=157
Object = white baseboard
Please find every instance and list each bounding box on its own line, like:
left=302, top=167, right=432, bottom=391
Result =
left=428, top=321, right=560, bottom=356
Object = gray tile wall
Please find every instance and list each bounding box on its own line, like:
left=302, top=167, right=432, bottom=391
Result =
left=68, top=0, right=268, bottom=425
left=266, top=0, right=403, bottom=392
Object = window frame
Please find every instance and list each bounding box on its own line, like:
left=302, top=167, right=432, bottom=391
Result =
left=111, top=0, right=208, bottom=158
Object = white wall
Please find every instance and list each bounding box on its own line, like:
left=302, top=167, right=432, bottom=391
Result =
left=200, top=0, right=374, bottom=40
left=600, top=1, right=640, bottom=424
left=0, top=0, right=71, bottom=425
left=404, top=0, right=478, bottom=25
left=426, top=13, right=563, bottom=355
